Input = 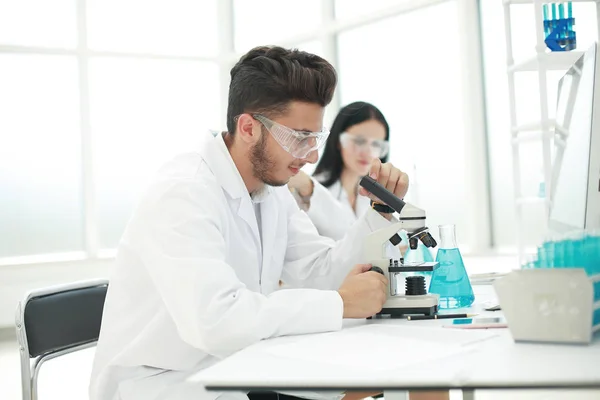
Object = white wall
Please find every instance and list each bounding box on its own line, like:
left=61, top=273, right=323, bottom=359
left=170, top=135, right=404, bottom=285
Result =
left=0, top=259, right=113, bottom=328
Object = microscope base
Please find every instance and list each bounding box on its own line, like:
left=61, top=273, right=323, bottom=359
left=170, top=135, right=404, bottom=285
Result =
left=374, top=305, right=438, bottom=318
left=372, top=294, right=440, bottom=318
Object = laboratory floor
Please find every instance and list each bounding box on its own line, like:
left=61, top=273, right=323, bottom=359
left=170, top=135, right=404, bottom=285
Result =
left=0, top=330, right=20, bottom=400
left=0, top=328, right=96, bottom=400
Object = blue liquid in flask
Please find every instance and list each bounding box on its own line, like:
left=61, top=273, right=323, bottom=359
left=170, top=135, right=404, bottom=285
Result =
left=429, top=225, right=475, bottom=309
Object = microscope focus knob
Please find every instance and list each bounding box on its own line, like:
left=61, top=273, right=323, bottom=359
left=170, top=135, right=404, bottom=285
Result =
left=369, top=266, right=385, bottom=275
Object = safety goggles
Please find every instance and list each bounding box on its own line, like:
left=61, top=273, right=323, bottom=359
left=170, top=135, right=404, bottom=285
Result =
left=339, top=132, right=389, bottom=158
left=253, top=114, right=330, bottom=159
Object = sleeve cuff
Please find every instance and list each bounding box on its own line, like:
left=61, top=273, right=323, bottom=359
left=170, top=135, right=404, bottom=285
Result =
left=304, top=289, right=343, bottom=334
left=329, top=290, right=344, bottom=330
left=306, top=178, right=327, bottom=214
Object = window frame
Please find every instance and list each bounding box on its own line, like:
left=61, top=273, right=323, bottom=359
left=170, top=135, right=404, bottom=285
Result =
left=0, top=0, right=491, bottom=267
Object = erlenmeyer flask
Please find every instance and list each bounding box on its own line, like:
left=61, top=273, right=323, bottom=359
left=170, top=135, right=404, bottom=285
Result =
left=429, top=224, right=474, bottom=309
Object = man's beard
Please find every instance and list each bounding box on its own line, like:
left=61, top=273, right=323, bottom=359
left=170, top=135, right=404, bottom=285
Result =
left=251, top=133, right=287, bottom=187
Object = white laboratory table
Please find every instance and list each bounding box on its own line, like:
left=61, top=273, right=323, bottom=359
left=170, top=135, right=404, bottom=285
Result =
left=191, top=284, right=600, bottom=399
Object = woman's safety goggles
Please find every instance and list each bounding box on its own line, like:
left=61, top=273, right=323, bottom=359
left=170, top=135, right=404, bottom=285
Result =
left=253, top=114, right=330, bottom=159
left=339, top=132, right=390, bottom=158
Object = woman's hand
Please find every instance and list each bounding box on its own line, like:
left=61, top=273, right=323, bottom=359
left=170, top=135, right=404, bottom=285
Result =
left=358, top=158, right=409, bottom=202
left=287, top=170, right=314, bottom=197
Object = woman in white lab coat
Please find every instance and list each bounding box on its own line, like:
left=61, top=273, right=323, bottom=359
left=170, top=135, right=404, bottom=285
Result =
left=288, top=103, right=445, bottom=400
left=288, top=101, right=404, bottom=245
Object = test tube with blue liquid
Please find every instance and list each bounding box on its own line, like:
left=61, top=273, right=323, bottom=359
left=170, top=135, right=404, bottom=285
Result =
left=552, top=3, right=557, bottom=31
left=542, top=2, right=576, bottom=51
left=543, top=4, right=549, bottom=36
left=559, top=3, right=565, bottom=45
left=529, top=230, right=600, bottom=306
left=567, top=1, right=573, bottom=32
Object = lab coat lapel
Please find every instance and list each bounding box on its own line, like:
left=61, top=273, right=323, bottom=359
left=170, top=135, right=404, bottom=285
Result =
left=200, top=133, right=262, bottom=249
left=238, top=198, right=261, bottom=246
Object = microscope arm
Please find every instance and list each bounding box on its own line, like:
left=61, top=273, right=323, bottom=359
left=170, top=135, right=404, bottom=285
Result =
left=364, top=221, right=404, bottom=262
left=359, top=175, right=437, bottom=250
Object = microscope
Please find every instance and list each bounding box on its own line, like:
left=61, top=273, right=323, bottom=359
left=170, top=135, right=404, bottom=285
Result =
left=359, top=175, right=440, bottom=317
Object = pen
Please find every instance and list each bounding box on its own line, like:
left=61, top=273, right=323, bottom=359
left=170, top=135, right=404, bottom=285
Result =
left=407, top=313, right=478, bottom=321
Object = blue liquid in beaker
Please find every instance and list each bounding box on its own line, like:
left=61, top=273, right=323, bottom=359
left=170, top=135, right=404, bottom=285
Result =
left=429, top=248, right=475, bottom=309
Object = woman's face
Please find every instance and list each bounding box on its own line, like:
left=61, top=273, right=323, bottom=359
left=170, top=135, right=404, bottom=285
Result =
left=339, top=119, right=388, bottom=176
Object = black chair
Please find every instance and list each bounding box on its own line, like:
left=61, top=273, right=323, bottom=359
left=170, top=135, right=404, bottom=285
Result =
left=15, top=279, right=108, bottom=400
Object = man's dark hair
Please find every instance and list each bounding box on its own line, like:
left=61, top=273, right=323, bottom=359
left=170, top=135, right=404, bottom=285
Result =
left=226, top=46, right=337, bottom=134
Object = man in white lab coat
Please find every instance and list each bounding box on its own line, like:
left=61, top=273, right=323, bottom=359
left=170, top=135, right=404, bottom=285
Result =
left=90, top=46, right=410, bottom=400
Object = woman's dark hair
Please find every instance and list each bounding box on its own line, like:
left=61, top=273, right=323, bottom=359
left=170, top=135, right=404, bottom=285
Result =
left=227, top=46, right=337, bottom=134
left=313, top=101, right=390, bottom=188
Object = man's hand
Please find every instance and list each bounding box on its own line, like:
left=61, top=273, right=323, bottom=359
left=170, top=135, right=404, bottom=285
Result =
left=287, top=170, right=314, bottom=197
left=359, top=158, right=409, bottom=204
left=337, top=264, right=388, bottom=319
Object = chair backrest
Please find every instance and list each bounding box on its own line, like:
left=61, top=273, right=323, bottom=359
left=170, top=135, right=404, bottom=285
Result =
left=16, top=279, right=108, bottom=400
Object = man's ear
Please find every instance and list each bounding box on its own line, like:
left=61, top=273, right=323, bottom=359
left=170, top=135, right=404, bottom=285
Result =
left=236, top=114, right=261, bottom=145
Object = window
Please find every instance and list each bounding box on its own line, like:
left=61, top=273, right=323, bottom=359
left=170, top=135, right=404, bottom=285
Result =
left=0, top=0, right=76, bottom=48
left=1, top=0, right=493, bottom=264
left=233, top=0, right=322, bottom=53
left=337, top=1, right=471, bottom=247
left=0, top=55, right=82, bottom=257
left=87, top=0, right=218, bottom=56
left=335, top=0, right=411, bottom=20
left=90, top=58, right=220, bottom=249
left=0, top=0, right=220, bottom=261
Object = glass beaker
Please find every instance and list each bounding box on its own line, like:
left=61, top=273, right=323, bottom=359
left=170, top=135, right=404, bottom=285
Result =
left=429, top=224, right=475, bottom=309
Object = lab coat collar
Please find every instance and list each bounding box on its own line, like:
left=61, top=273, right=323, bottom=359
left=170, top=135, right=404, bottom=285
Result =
left=250, top=185, right=271, bottom=203
left=202, top=132, right=273, bottom=202
left=317, top=175, right=370, bottom=218
left=201, top=132, right=277, bottom=290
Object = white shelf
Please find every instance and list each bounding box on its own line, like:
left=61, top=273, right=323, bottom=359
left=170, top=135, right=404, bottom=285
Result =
left=503, top=0, right=600, bottom=264
left=554, top=123, right=568, bottom=138
left=555, top=136, right=567, bottom=148
left=509, top=51, right=585, bottom=73
left=511, top=119, right=555, bottom=134
left=511, top=130, right=553, bottom=145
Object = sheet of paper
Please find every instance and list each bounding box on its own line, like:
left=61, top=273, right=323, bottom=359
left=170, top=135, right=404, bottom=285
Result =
left=265, top=324, right=498, bottom=372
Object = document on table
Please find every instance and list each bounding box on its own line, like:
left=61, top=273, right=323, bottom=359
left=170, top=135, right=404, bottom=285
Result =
left=265, top=324, right=498, bottom=372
